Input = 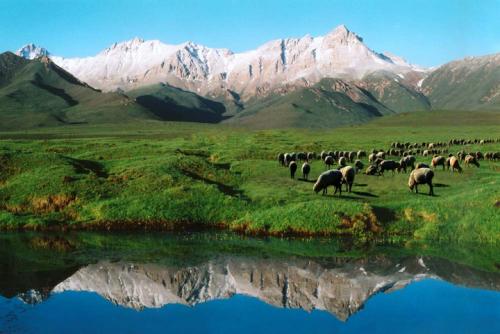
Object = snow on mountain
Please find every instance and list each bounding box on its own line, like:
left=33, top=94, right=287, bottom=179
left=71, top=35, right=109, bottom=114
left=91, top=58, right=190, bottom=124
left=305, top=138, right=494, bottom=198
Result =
left=52, top=257, right=433, bottom=320
left=17, top=25, right=427, bottom=100
left=15, top=43, right=50, bottom=60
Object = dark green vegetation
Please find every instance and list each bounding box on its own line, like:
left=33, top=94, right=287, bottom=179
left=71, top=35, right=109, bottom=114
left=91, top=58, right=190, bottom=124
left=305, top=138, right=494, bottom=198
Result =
left=225, top=78, right=394, bottom=129
left=1, top=52, right=499, bottom=131
left=1, top=110, right=499, bottom=245
left=127, top=83, right=229, bottom=123
left=0, top=52, right=154, bottom=130
left=422, top=53, right=500, bottom=111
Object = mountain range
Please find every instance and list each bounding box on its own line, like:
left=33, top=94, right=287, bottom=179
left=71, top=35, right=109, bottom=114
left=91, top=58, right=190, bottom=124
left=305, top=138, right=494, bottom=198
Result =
left=1, top=25, right=499, bottom=130
left=15, top=256, right=500, bottom=321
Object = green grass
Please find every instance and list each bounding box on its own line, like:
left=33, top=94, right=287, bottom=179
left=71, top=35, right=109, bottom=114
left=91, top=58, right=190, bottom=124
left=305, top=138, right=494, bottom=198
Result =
left=0, top=110, right=499, bottom=245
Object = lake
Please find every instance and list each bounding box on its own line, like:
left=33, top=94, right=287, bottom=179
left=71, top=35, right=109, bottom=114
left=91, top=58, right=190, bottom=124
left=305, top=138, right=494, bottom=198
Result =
left=0, top=232, right=499, bottom=333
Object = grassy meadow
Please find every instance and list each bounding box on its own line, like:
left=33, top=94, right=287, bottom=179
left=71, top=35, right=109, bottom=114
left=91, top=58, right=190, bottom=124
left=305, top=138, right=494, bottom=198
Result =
left=0, top=110, right=499, bottom=245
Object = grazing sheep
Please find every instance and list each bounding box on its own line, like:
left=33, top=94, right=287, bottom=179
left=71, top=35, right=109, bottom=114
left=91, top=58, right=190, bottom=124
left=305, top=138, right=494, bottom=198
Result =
left=365, top=165, right=379, bottom=175
left=404, top=155, right=416, bottom=170
left=278, top=153, right=285, bottom=166
left=423, top=150, right=430, bottom=157
left=324, top=155, right=334, bottom=169
left=302, top=162, right=311, bottom=180
left=338, top=156, right=347, bottom=167
left=297, top=152, right=307, bottom=161
left=464, top=154, right=480, bottom=168
left=415, top=162, right=429, bottom=169
left=313, top=170, right=343, bottom=196
left=320, top=151, right=328, bottom=161
left=354, top=159, right=364, bottom=173
left=431, top=156, right=446, bottom=170
left=348, top=151, right=356, bottom=162
left=368, top=153, right=376, bottom=163
left=408, top=168, right=435, bottom=196
left=398, top=158, right=408, bottom=173
left=457, top=150, right=466, bottom=161
left=289, top=161, right=298, bottom=179
left=449, top=156, right=462, bottom=173
left=475, top=151, right=483, bottom=160
left=307, top=152, right=315, bottom=161
left=357, top=150, right=367, bottom=159
left=379, top=160, right=400, bottom=175
left=376, top=151, right=386, bottom=159
left=340, top=166, right=355, bottom=192
left=373, top=157, right=384, bottom=166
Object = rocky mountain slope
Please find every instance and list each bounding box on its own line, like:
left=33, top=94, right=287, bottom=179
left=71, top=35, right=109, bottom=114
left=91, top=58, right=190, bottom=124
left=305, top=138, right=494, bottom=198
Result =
left=52, top=257, right=433, bottom=320
left=18, top=25, right=425, bottom=101
left=49, top=256, right=500, bottom=321
left=8, top=25, right=499, bottom=129
left=421, top=53, right=500, bottom=111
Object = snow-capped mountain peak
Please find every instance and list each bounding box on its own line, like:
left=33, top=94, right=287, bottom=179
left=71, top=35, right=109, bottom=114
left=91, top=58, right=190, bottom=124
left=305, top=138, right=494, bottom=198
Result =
left=17, top=25, right=427, bottom=99
left=16, top=43, right=50, bottom=60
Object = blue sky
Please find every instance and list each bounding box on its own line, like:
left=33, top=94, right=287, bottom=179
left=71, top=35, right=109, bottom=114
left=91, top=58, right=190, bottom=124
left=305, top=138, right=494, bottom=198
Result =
left=0, top=0, right=498, bottom=67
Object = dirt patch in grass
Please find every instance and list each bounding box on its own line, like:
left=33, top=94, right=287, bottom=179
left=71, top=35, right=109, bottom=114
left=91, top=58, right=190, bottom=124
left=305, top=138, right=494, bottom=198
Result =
left=31, top=194, right=77, bottom=214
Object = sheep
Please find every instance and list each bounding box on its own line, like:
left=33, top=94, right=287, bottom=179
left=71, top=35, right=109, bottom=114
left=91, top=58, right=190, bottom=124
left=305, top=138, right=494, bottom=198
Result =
left=376, top=151, right=386, bottom=159
left=338, top=156, right=347, bottom=167
left=302, top=162, right=311, bottom=180
left=340, top=166, right=355, bottom=192
left=368, top=153, right=376, bottom=163
left=415, top=162, right=429, bottom=169
left=278, top=153, right=285, bottom=166
left=464, top=154, right=480, bottom=168
left=296, top=152, right=307, bottom=162
left=307, top=152, right=315, bottom=161
left=320, top=151, right=328, bottom=161
left=289, top=161, right=298, bottom=179
left=408, top=168, right=435, bottom=196
left=354, top=159, right=364, bottom=173
left=379, top=160, right=400, bottom=175
left=365, top=165, right=379, bottom=175
left=423, top=150, right=430, bottom=157
left=357, top=150, right=367, bottom=159
left=348, top=151, right=356, bottom=162
left=313, top=170, right=343, bottom=196
left=449, top=156, right=462, bottom=173
left=404, top=155, right=416, bottom=170
left=475, top=151, right=483, bottom=160
left=284, top=153, right=292, bottom=166
left=431, top=156, right=446, bottom=170
left=398, top=158, right=408, bottom=173
left=373, top=157, right=384, bottom=166
left=324, top=155, right=334, bottom=169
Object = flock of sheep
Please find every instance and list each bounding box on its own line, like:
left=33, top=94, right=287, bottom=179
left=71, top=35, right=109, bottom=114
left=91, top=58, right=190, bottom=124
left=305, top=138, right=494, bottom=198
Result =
left=277, top=138, right=499, bottom=197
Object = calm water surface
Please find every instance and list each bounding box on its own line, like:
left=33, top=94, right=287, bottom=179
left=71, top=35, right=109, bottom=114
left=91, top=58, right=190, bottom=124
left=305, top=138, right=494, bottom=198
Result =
left=0, top=232, right=499, bottom=333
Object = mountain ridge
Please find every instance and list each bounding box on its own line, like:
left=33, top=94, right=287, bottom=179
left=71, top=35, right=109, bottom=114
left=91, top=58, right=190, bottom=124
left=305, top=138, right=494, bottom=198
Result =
left=16, top=25, right=427, bottom=100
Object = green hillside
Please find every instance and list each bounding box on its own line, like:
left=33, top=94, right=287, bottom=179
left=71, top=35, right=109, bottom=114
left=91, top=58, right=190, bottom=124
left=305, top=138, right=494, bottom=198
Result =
left=127, top=83, right=228, bottom=123
left=0, top=52, right=156, bottom=130
left=224, top=78, right=394, bottom=129
left=0, top=110, right=499, bottom=246
left=361, top=71, right=431, bottom=112
left=422, top=53, right=500, bottom=111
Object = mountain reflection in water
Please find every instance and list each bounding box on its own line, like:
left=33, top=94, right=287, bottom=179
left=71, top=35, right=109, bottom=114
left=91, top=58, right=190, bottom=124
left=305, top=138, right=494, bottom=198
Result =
left=0, top=232, right=499, bottom=333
